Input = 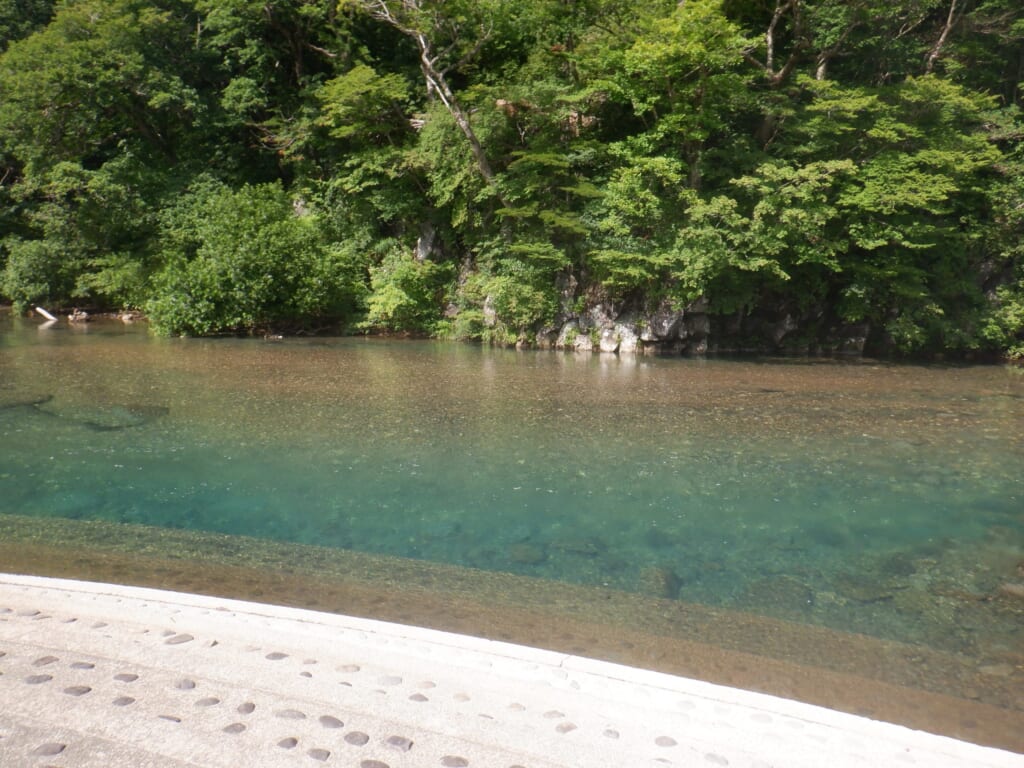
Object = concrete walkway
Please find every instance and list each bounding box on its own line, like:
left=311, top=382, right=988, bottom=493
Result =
left=0, top=574, right=1020, bottom=768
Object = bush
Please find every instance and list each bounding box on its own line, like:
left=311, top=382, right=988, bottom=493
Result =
left=0, top=237, right=81, bottom=311
left=146, top=180, right=366, bottom=335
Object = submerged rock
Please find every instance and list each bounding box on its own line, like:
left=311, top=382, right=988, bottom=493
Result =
left=996, top=582, right=1024, bottom=601
left=66, top=404, right=170, bottom=431
left=551, top=536, right=608, bottom=557
left=639, top=566, right=682, bottom=599
left=833, top=572, right=895, bottom=603
left=742, top=575, right=815, bottom=614
left=508, top=543, right=547, bottom=565
left=880, top=552, right=918, bottom=578
left=0, top=393, right=53, bottom=410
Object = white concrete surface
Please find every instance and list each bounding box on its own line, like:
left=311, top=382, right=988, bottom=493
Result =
left=0, top=573, right=1020, bottom=768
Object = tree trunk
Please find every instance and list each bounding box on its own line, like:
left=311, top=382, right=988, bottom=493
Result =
left=925, top=0, right=959, bottom=74
left=363, top=1, right=503, bottom=199
left=412, top=32, right=498, bottom=185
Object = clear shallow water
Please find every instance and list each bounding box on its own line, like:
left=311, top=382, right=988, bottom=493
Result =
left=1, top=314, right=1023, bottom=671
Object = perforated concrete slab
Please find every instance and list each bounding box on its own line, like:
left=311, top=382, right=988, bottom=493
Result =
left=0, top=574, right=1019, bottom=768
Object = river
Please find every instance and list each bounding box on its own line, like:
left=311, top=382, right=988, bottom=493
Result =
left=1, top=312, right=1022, bottom=750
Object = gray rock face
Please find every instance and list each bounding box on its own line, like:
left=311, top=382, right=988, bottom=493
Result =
left=574, top=332, right=594, bottom=352
left=599, top=328, right=619, bottom=353
left=556, top=321, right=579, bottom=348
left=642, top=301, right=684, bottom=341
left=482, top=295, right=497, bottom=327
left=615, top=322, right=639, bottom=353
left=585, top=302, right=615, bottom=331
left=684, top=313, right=710, bottom=338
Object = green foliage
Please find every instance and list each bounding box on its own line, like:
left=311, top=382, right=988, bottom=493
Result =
left=361, top=249, right=453, bottom=333
left=147, top=181, right=366, bottom=335
left=0, top=0, right=1020, bottom=356
left=0, top=237, right=80, bottom=310
left=317, top=64, right=410, bottom=143
left=0, top=0, right=202, bottom=173
left=0, top=0, right=53, bottom=51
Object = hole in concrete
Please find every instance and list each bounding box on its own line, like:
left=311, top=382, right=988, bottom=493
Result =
left=386, top=735, right=413, bottom=752
left=165, top=634, right=193, bottom=645
left=237, top=702, right=256, bottom=715
left=656, top=736, right=678, bottom=748
left=32, top=743, right=65, bottom=756
left=33, top=656, right=59, bottom=667
left=194, top=697, right=220, bottom=707
left=175, top=679, right=196, bottom=690
left=319, top=715, right=343, bottom=729
left=112, top=696, right=136, bottom=706
left=114, top=673, right=139, bottom=683
left=266, top=652, right=288, bottom=660
left=25, top=675, right=52, bottom=684
left=441, top=758, right=469, bottom=768
left=71, top=662, right=95, bottom=670
left=63, top=686, right=91, bottom=696
left=223, top=723, right=246, bottom=735
left=344, top=732, right=369, bottom=746
left=556, top=722, right=577, bottom=734
left=409, top=693, right=429, bottom=702
left=276, top=709, right=307, bottom=720
left=308, top=749, right=331, bottom=762
left=705, top=753, right=729, bottom=765
left=278, top=738, right=298, bottom=749
left=158, top=715, right=182, bottom=723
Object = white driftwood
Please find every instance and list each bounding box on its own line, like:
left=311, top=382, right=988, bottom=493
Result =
left=34, top=306, right=57, bottom=321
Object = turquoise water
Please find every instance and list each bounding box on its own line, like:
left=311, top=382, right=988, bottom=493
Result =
left=1, top=314, right=1022, bottom=660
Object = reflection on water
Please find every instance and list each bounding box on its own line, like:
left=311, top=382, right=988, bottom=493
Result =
left=1, top=312, right=1022, bottom=745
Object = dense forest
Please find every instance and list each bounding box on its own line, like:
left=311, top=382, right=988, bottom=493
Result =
left=1, top=0, right=1022, bottom=357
